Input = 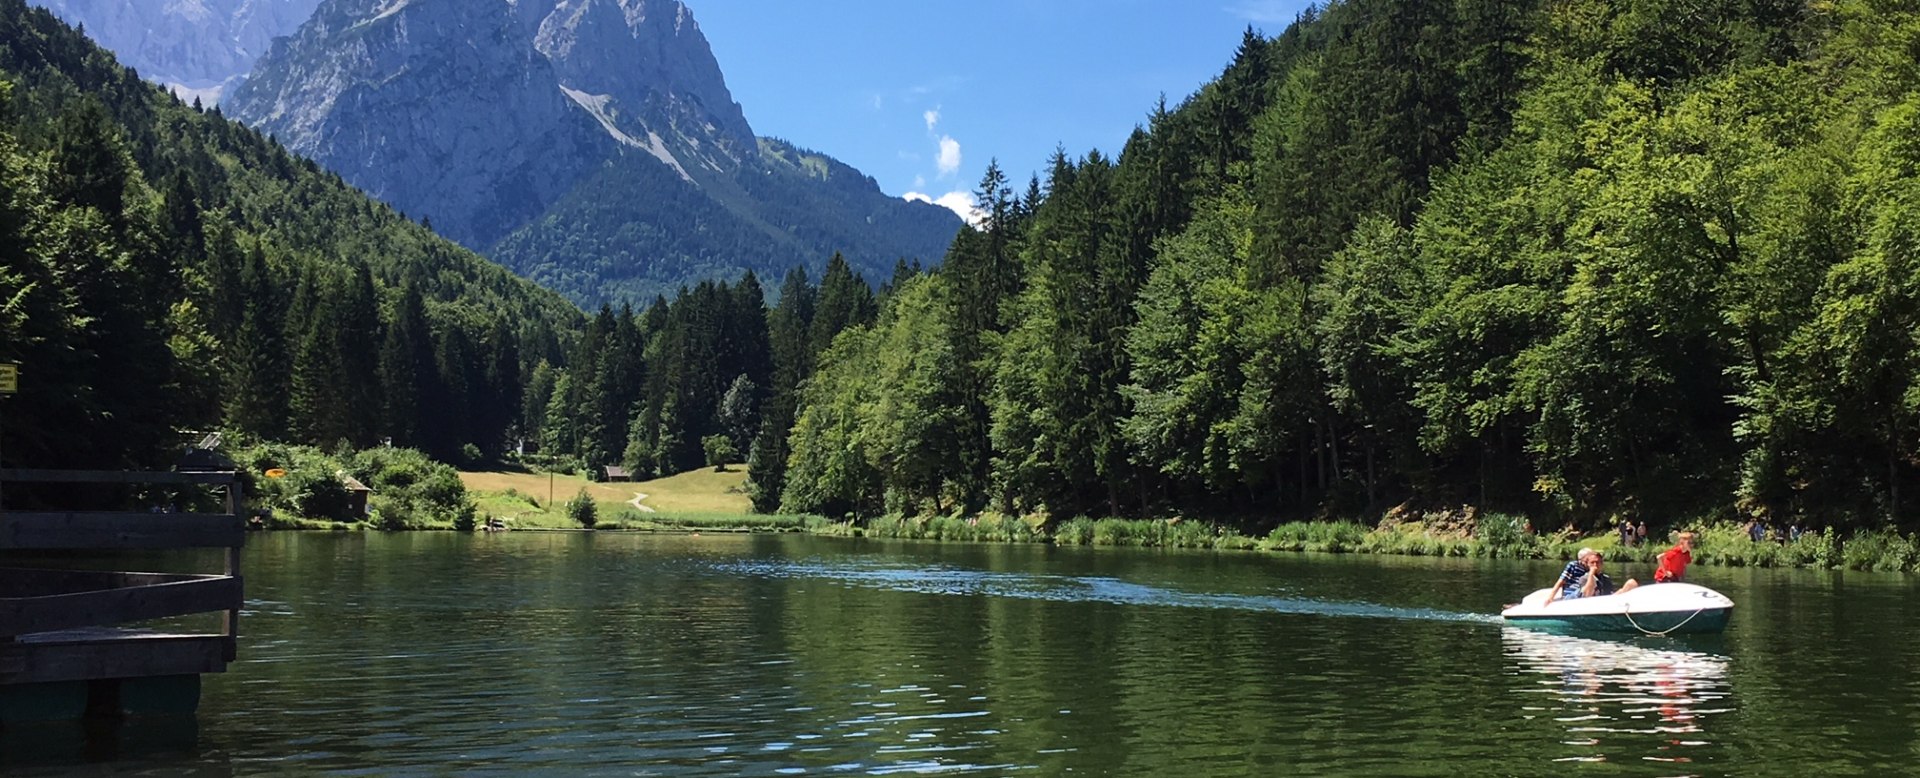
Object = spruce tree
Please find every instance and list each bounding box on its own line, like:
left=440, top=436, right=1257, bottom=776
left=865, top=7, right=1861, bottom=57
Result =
left=225, top=246, right=290, bottom=438
left=378, top=285, right=433, bottom=448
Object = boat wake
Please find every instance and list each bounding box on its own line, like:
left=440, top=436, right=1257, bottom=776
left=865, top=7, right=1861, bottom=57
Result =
left=712, top=559, right=1497, bottom=624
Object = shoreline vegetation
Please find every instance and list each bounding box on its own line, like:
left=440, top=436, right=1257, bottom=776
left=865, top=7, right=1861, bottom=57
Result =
left=275, top=511, right=1920, bottom=574
left=235, top=442, right=1920, bottom=573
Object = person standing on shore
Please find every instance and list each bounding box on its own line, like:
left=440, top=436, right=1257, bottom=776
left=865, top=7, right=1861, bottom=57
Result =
left=1654, top=531, right=1697, bottom=583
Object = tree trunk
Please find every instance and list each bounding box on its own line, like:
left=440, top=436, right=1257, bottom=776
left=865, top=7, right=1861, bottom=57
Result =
left=1366, top=442, right=1377, bottom=508
left=1890, top=445, right=1901, bottom=526
left=1313, top=420, right=1327, bottom=492
left=1329, top=418, right=1343, bottom=483
left=1298, top=437, right=1309, bottom=507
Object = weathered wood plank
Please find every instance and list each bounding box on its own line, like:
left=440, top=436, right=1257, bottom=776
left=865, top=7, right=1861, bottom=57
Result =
left=0, top=575, right=241, bottom=637
left=0, top=513, right=244, bottom=550
left=0, top=568, right=218, bottom=598
left=0, top=469, right=237, bottom=485
left=0, top=632, right=227, bottom=685
left=223, top=482, right=244, bottom=660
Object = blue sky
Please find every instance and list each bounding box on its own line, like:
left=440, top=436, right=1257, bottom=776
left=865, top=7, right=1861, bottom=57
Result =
left=693, top=1, right=1313, bottom=222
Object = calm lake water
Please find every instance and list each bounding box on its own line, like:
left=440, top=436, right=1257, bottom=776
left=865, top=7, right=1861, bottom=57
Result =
left=7, top=532, right=1919, bottom=776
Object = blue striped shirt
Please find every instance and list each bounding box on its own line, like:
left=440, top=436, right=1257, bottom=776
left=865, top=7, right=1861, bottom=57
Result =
left=1557, top=560, right=1614, bottom=597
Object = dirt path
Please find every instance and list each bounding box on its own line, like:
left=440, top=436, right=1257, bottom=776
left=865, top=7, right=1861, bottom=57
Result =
left=627, top=492, right=656, bottom=513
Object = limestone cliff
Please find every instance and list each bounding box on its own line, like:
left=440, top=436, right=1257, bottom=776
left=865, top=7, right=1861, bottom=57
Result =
left=227, top=0, right=960, bottom=305
left=36, top=0, right=321, bottom=102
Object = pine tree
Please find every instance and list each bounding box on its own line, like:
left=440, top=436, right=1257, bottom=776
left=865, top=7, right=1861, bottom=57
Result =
left=338, top=261, right=384, bottom=445
left=485, top=318, right=524, bottom=456
left=289, top=286, right=352, bottom=447
left=747, top=267, right=817, bottom=511
left=225, top=246, right=289, bottom=438
left=378, top=285, right=433, bottom=448
left=809, top=253, right=877, bottom=359
left=46, top=98, right=130, bottom=222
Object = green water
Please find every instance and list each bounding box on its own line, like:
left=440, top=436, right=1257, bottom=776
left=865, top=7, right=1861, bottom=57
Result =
left=8, top=532, right=1919, bottom=775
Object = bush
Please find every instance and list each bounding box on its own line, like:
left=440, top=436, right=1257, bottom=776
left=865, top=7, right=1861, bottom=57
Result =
left=370, top=493, right=419, bottom=531
left=1473, top=513, right=1543, bottom=558
left=568, top=487, right=598, bottom=529
left=1842, top=528, right=1920, bottom=572
left=1261, top=521, right=1371, bottom=553
left=289, top=469, right=356, bottom=523
left=1053, top=518, right=1096, bottom=546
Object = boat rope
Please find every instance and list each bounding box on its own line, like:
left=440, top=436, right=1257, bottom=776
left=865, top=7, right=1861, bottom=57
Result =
left=1622, top=603, right=1705, bottom=637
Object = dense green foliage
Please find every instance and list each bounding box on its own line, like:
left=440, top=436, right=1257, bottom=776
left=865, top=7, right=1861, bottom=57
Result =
left=233, top=442, right=473, bottom=530
left=17, top=0, right=1920, bottom=551
left=772, top=0, right=1920, bottom=538
left=0, top=2, right=581, bottom=470
left=531, top=254, right=876, bottom=495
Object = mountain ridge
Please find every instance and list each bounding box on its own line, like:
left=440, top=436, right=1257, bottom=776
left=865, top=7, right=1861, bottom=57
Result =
left=226, top=0, right=961, bottom=306
left=34, top=0, right=321, bottom=103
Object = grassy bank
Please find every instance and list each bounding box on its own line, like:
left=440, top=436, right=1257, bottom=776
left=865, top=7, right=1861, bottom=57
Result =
left=344, top=462, right=1920, bottom=572
left=460, top=465, right=754, bottom=529
left=782, top=509, right=1919, bottom=573
left=1036, top=516, right=1919, bottom=573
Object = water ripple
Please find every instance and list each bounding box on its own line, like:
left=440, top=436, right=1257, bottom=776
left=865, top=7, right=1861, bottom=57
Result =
left=711, top=558, right=1496, bottom=624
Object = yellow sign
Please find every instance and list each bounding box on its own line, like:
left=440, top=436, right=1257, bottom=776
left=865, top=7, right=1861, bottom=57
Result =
left=0, top=363, right=15, bottom=394
left=264, top=468, right=288, bottom=479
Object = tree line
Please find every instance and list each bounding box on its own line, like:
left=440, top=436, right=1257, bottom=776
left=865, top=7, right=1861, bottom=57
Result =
left=767, top=0, right=1920, bottom=533
left=13, top=0, right=1920, bottom=540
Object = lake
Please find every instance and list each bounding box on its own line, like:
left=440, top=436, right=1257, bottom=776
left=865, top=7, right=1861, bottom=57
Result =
left=6, top=532, right=1917, bottom=775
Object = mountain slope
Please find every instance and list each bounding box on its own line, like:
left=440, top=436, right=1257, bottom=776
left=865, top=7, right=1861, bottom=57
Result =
left=34, top=0, right=321, bottom=103
left=228, top=0, right=961, bottom=306
left=0, top=0, right=582, bottom=468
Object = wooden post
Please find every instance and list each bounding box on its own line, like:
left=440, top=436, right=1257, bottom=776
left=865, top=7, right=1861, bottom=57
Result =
left=222, top=480, right=243, bottom=662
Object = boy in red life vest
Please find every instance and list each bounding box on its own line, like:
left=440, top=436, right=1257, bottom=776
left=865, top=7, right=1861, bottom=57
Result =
left=1654, top=531, right=1697, bottom=583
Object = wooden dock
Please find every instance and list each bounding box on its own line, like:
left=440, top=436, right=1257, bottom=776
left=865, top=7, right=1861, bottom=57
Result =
left=0, top=469, right=243, bottom=725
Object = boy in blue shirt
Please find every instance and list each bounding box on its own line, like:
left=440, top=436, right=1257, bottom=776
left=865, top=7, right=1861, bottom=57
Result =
left=1542, top=548, right=1638, bottom=604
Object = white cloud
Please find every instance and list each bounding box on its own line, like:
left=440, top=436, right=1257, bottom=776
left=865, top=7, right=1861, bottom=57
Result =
left=905, top=190, right=986, bottom=227
left=923, top=108, right=940, bottom=131
left=936, top=135, right=962, bottom=177
left=912, top=174, right=926, bottom=189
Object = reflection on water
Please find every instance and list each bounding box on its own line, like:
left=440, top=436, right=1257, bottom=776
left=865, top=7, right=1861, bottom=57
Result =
left=9, top=534, right=1915, bottom=776
left=0, top=717, right=217, bottom=777
left=716, top=558, right=1497, bottom=624
left=1504, top=628, right=1732, bottom=769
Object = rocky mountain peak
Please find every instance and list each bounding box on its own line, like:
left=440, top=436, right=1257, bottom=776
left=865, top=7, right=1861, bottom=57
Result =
left=220, top=0, right=958, bottom=306
left=35, top=0, right=323, bottom=102
left=534, top=0, right=755, bottom=160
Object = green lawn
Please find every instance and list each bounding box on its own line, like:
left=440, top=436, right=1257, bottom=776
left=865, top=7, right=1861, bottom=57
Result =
left=462, top=464, right=754, bottom=529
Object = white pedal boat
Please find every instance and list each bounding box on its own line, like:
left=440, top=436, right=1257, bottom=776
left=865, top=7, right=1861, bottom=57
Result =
left=1500, top=583, right=1733, bottom=635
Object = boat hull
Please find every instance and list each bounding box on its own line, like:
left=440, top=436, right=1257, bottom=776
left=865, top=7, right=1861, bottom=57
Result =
left=1500, top=583, right=1734, bottom=636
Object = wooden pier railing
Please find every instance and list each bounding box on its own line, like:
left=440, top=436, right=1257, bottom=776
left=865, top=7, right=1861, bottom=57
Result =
left=0, top=469, right=243, bottom=722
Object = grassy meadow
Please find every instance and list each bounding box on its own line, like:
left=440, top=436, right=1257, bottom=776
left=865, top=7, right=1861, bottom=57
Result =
left=460, top=464, right=756, bottom=530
